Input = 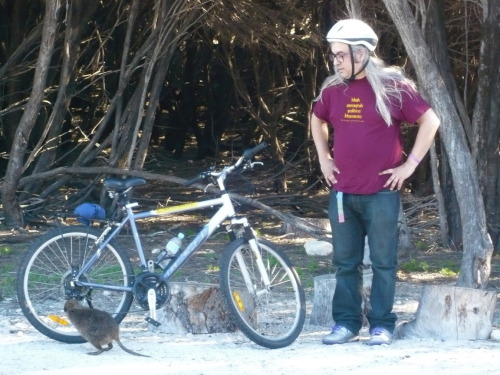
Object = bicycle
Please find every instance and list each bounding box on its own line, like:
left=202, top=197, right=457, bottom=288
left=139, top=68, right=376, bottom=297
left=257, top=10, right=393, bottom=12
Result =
left=16, top=142, right=306, bottom=349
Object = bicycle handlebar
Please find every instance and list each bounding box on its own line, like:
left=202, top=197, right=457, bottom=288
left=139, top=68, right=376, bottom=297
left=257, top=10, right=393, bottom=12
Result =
left=241, top=142, right=268, bottom=161
left=182, top=172, right=210, bottom=187
left=183, top=142, right=267, bottom=186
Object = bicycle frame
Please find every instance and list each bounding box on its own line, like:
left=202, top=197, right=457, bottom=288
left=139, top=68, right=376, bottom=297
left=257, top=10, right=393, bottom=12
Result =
left=72, top=180, right=268, bottom=294
left=18, top=142, right=307, bottom=349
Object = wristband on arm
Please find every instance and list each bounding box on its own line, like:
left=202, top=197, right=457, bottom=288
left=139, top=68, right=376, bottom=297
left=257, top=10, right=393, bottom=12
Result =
left=408, top=153, right=421, bottom=165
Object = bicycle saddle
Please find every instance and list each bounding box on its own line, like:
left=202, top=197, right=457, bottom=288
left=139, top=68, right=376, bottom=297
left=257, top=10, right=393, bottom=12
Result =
left=103, top=177, right=147, bottom=191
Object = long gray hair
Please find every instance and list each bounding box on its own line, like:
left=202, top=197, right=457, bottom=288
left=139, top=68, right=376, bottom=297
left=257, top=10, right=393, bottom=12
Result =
left=315, top=45, right=417, bottom=126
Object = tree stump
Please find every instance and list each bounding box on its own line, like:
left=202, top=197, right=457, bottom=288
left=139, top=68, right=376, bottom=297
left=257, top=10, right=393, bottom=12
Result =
left=150, top=282, right=240, bottom=334
left=309, top=269, right=373, bottom=327
left=397, top=284, right=497, bottom=340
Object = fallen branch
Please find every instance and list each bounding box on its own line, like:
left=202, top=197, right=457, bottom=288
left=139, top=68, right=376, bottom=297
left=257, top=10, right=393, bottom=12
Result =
left=16, top=166, right=331, bottom=241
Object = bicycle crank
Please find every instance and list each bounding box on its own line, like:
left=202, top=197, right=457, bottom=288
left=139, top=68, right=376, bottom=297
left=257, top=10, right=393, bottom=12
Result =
left=132, top=272, right=170, bottom=313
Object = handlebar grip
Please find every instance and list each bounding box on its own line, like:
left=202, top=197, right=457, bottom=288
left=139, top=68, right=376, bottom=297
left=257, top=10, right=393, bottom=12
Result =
left=242, top=142, right=268, bottom=160
left=182, top=175, right=205, bottom=186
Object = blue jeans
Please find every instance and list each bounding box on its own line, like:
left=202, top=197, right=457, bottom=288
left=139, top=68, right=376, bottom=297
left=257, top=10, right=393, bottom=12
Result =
left=328, top=189, right=400, bottom=334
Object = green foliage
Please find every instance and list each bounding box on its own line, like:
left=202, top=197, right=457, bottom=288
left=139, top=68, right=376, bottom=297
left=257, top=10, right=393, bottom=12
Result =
left=206, top=264, right=219, bottom=272
left=184, top=229, right=197, bottom=237
left=436, top=260, right=460, bottom=277
left=302, top=278, right=314, bottom=289
left=438, top=268, right=458, bottom=277
left=202, top=250, right=217, bottom=260
left=0, top=264, right=16, bottom=298
left=400, top=258, right=430, bottom=273
left=400, top=258, right=459, bottom=277
left=293, top=267, right=313, bottom=289
left=307, top=260, right=319, bottom=273
left=415, top=240, right=429, bottom=250
left=0, top=247, right=17, bottom=297
left=0, top=246, right=13, bottom=256
left=173, top=269, right=184, bottom=278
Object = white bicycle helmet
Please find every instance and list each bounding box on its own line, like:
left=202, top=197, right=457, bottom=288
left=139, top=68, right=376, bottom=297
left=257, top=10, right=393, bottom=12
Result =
left=326, top=19, right=378, bottom=52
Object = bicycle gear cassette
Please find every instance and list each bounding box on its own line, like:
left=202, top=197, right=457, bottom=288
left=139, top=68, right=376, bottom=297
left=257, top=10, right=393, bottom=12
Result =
left=62, top=267, right=89, bottom=300
left=132, top=272, right=170, bottom=310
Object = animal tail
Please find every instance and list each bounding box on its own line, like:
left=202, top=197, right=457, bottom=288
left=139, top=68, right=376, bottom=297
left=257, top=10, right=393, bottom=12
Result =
left=116, top=340, right=150, bottom=357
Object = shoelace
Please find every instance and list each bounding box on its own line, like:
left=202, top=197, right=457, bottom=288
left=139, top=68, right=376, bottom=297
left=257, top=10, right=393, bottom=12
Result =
left=370, top=328, right=387, bottom=336
left=331, top=325, right=346, bottom=333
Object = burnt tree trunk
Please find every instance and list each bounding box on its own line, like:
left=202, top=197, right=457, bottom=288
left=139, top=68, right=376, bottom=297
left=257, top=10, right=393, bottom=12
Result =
left=23, top=0, right=97, bottom=197
left=133, top=1, right=199, bottom=170
left=441, top=152, right=463, bottom=249
left=382, top=0, right=494, bottom=288
left=471, top=0, right=500, bottom=255
left=1, top=0, right=62, bottom=228
left=422, top=1, right=456, bottom=248
left=345, top=0, right=362, bottom=19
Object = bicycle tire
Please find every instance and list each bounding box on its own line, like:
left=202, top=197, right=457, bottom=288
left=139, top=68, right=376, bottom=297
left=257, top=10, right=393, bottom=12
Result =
left=219, top=237, right=306, bottom=349
left=16, top=225, right=135, bottom=343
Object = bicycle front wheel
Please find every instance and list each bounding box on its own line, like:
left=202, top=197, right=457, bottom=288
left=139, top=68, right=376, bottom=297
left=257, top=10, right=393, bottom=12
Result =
left=16, top=225, right=134, bottom=343
left=219, top=237, right=306, bottom=349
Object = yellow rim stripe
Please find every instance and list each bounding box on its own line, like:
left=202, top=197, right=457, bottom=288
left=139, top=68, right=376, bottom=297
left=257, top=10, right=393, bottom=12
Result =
left=233, top=291, right=245, bottom=312
left=48, top=314, right=70, bottom=326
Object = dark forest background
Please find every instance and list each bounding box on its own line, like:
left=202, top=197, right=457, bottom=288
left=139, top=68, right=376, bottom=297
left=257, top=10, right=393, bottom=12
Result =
left=0, top=0, right=498, bottom=287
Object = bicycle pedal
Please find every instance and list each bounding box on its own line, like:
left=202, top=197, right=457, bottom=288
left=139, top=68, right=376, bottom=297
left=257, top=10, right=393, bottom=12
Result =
left=145, top=317, right=161, bottom=327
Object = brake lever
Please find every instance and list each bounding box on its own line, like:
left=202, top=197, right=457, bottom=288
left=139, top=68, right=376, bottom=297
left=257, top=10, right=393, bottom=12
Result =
left=203, top=182, right=215, bottom=192
left=239, top=161, right=263, bottom=173
left=249, top=161, right=263, bottom=169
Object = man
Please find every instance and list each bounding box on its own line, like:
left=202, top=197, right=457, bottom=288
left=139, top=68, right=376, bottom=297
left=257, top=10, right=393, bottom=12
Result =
left=311, top=19, right=440, bottom=345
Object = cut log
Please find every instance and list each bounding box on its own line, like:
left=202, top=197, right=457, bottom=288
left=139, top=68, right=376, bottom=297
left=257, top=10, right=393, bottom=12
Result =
left=309, top=269, right=373, bottom=327
left=281, top=218, right=331, bottom=238
left=150, top=282, right=239, bottom=334
left=397, top=284, right=497, bottom=340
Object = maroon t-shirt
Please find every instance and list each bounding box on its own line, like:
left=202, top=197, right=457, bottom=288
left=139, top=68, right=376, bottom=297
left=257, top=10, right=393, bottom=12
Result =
left=313, top=77, right=430, bottom=194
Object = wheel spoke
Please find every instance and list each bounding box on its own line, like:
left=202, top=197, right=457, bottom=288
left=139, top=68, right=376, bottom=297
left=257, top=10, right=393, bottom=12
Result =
left=220, top=238, right=305, bottom=349
left=16, top=226, right=134, bottom=343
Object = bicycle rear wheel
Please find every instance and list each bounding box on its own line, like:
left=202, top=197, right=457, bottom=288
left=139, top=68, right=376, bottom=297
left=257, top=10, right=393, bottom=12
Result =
left=16, top=225, right=134, bottom=343
left=219, top=237, right=306, bottom=349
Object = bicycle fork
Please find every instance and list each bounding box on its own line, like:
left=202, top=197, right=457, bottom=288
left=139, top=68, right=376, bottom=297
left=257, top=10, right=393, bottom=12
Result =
left=233, top=219, right=272, bottom=295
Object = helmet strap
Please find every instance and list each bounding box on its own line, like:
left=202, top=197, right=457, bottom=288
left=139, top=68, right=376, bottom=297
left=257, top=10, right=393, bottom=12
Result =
left=346, top=44, right=370, bottom=82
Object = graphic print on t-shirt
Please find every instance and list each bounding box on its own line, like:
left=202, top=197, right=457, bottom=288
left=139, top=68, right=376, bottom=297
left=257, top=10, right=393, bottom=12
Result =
left=343, top=97, right=364, bottom=122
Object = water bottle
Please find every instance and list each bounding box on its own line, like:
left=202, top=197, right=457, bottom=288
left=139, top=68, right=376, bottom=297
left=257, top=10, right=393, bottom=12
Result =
left=156, top=233, right=184, bottom=269
left=166, top=232, right=184, bottom=256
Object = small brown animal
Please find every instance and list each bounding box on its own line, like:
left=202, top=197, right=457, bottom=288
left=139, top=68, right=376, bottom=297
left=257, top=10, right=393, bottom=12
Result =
left=64, top=299, right=149, bottom=357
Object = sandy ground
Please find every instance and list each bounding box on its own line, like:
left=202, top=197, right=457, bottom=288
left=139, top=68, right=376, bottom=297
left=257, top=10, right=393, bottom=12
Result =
left=2, top=284, right=500, bottom=375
